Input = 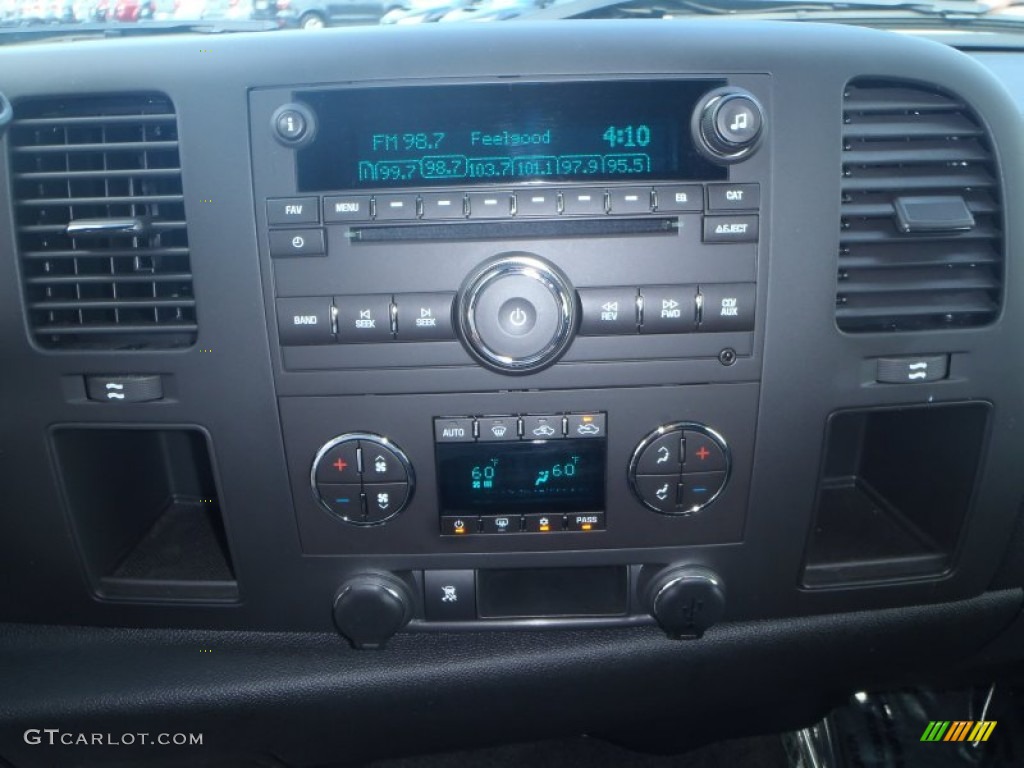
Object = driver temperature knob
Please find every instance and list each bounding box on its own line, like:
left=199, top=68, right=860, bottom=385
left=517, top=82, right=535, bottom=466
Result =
left=643, top=565, right=726, bottom=640
left=456, top=253, right=578, bottom=374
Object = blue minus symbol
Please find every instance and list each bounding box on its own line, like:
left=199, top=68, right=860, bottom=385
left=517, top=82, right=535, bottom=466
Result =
left=335, top=498, right=351, bottom=504
left=693, top=487, right=708, bottom=494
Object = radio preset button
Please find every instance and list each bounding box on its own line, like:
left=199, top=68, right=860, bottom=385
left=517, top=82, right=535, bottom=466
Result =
left=608, top=187, right=652, bottom=215
left=324, top=195, right=371, bottom=222
left=269, top=228, right=325, bottom=257
left=267, top=197, right=319, bottom=225
left=654, top=185, right=703, bottom=213
left=707, top=183, right=760, bottom=211
left=699, top=283, right=755, bottom=333
left=468, top=192, right=513, bottom=219
left=578, top=287, right=639, bottom=336
left=395, top=292, right=455, bottom=341
left=334, top=294, right=393, bottom=342
left=566, top=413, right=605, bottom=439
left=478, top=416, right=519, bottom=442
left=421, top=192, right=466, bottom=220
left=562, top=188, right=606, bottom=216
left=521, top=415, right=563, bottom=440
left=703, top=214, right=759, bottom=243
left=374, top=194, right=419, bottom=221
left=514, top=191, right=559, bottom=216
left=434, top=418, right=475, bottom=443
left=640, top=285, right=698, bottom=334
left=276, top=297, right=333, bottom=346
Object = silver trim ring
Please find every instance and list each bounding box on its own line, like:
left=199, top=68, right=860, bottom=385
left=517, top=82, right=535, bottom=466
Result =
left=310, top=432, right=415, bottom=526
left=627, top=422, right=732, bottom=515
left=457, top=254, right=578, bottom=374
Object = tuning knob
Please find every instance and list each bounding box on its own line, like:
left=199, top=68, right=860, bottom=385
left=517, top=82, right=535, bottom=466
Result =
left=643, top=565, right=726, bottom=640
left=694, top=88, right=764, bottom=163
left=332, top=572, right=414, bottom=650
left=456, top=253, right=578, bottom=374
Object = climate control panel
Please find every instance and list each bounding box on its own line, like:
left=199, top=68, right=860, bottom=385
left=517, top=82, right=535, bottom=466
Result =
left=311, top=433, right=415, bottom=525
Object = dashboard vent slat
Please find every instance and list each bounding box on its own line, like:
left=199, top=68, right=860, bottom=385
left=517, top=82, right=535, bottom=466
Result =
left=9, top=93, right=196, bottom=349
left=837, top=79, right=1003, bottom=332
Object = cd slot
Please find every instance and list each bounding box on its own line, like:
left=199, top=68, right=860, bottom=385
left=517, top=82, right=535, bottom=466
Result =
left=348, top=216, right=678, bottom=243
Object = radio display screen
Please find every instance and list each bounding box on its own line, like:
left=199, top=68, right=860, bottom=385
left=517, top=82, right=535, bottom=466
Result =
left=436, top=438, right=605, bottom=514
left=295, top=80, right=726, bottom=191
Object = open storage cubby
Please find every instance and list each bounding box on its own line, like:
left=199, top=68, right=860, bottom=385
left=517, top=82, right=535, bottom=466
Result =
left=53, top=427, right=238, bottom=602
left=802, top=402, right=989, bottom=587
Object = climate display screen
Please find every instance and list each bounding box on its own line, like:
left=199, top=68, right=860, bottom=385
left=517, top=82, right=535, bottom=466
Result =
left=295, top=81, right=726, bottom=191
left=436, top=439, right=605, bottom=515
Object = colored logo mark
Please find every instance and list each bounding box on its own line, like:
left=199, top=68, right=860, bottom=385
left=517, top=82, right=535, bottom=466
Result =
left=920, top=721, right=997, bottom=743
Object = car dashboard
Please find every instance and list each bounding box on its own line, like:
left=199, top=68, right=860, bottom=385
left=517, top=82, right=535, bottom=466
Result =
left=1, top=19, right=1024, bottom=767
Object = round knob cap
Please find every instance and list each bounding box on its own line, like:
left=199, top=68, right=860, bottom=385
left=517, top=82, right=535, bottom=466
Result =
left=332, top=573, right=414, bottom=649
left=694, top=89, right=764, bottom=163
left=456, top=254, right=578, bottom=374
left=644, top=565, right=725, bottom=640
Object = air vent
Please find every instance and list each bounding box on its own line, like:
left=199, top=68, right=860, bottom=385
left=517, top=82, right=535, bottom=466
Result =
left=10, top=93, right=195, bottom=349
left=837, top=79, right=1003, bottom=332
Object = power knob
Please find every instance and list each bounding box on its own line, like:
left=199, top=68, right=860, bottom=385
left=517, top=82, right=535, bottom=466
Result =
left=693, top=88, right=764, bottom=163
left=456, top=253, right=578, bottom=374
left=642, top=565, right=726, bottom=640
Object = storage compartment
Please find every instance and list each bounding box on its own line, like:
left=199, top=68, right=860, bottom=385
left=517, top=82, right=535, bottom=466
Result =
left=802, top=402, right=989, bottom=587
left=477, top=566, right=628, bottom=619
left=53, top=427, right=238, bottom=601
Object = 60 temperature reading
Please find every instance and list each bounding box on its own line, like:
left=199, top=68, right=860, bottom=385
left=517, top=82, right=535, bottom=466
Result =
left=534, top=456, right=580, bottom=487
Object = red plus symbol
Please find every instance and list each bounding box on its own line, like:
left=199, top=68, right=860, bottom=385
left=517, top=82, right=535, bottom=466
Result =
left=333, top=457, right=348, bottom=473
left=695, top=446, right=710, bottom=461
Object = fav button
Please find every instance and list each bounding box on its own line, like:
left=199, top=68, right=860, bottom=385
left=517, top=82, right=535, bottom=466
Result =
left=267, top=197, right=319, bottom=225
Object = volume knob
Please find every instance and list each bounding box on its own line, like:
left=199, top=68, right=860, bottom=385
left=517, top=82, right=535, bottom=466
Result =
left=456, top=253, right=578, bottom=375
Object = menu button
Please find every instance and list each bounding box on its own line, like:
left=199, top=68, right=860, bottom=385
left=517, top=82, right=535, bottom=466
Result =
left=324, top=195, right=371, bottom=222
